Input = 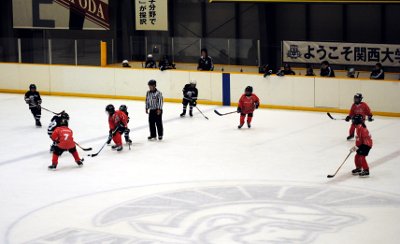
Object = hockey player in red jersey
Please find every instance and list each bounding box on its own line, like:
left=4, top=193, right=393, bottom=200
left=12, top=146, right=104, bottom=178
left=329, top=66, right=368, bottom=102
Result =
left=349, top=114, right=373, bottom=177
left=49, top=118, right=83, bottom=170
left=105, top=104, right=128, bottom=151
left=345, top=93, right=373, bottom=140
left=237, top=86, right=260, bottom=129
left=119, top=105, right=132, bottom=144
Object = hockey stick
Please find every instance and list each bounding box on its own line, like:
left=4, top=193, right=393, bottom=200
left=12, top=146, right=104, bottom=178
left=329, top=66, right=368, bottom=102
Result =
left=87, top=127, right=119, bottom=157
left=182, top=97, right=209, bottom=120
left=87, top=141, right=108, bottom=157
left=183, top=97, right=211, bottom=101
left=214, top=109, right=238, bottom=116
left=75, top=142, right=92, bottom=151
left=327, top=151, right=353, bottom=178
left=40, top=106, right=64, bottom=115
left=327, top=112, right=374, bottom=122
left=195, top=106, right=209, bottom=120
left=327, top=112, right=346, bottom=120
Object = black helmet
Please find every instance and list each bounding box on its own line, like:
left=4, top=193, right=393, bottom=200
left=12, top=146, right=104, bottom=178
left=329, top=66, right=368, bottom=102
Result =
left=245, top=86, right=253, bottom=94
left=352, top=114, right=364, bottom=125
left=148, top=79, right=156, bottom=86
left=119, top=104, right=127, bottom=112
left=61, top=112, right=69, bottom=120
left=59, top=118, right=68, bottom=126
left=105, top=104, right=115, bottom=114
left=29, top=84, right=37, bottom=90
left=354, top=93, right=363, bottom=104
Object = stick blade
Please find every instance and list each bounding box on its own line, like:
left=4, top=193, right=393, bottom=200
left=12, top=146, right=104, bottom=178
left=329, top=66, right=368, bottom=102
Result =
left=327, top=112, right=335, bottom=120
left=327, top=174, right=335, bottom=178
left=214, top=110, right=222, bottom=116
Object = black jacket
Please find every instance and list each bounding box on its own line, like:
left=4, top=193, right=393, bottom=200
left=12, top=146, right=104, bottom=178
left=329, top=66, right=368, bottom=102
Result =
left=145, top=60, right=156, bottom=68
left=320, top=67, right=335, bottom=77
left=370, top=68, right=384, bottom=80
left=198, top=56, right=214, bottom=71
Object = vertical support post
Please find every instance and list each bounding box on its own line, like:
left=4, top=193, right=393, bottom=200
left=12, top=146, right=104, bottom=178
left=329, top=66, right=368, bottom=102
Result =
left=199, top=38, right=202, bottom=52
left=145, top=36, right=148, bottom=57
left=48, top=39, right=52, bottom=64
left=112, top=39, right=115, bottom=64
left=171, top=37, right=175, bottom=63
left=74, top=40, right=78, bottom=66
left=101, top=41, right=107, bottom=66
left=227, top=39, right=230, bottom=65
left=17, top=38, right=22, bottom=63
left=257, top=39, right=261, bottom=66
left=129, top=36, right=133, bottom=61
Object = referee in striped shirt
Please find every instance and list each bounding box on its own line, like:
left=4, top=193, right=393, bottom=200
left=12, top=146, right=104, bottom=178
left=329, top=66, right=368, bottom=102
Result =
left=146, top=79, right=164, bottom=140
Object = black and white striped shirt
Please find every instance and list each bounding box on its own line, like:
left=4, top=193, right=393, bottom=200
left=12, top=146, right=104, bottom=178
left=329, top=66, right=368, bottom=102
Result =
left=146, top=89, right=163, bottom=110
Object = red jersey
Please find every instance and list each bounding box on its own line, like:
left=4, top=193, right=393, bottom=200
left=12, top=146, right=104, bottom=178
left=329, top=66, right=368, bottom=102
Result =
left=238, top=94, right=260, bottom=114
left=355, top=125, right=373, bottom=148
left=349, top=102, right=372, bottom=120
left=108, top=110, right=128, bottom=130
left=51, top=126, right=76, bottom=149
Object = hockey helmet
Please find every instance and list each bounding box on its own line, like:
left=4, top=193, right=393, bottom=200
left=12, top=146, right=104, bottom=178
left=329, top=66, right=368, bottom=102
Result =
left=354, top=93, right=363, bottom=104
left=59, top=118, right=68, bottom=127
left=29, top=84, right=37, bottom=90
left=60, top=112, right=70, bottom=120
left=245, top=86, right=253, bottom=95
left=190, top=80, right=197, bottom=86
left=119, top=104, right=128, bottom=112
left=105, top=104, right=115, bottom=114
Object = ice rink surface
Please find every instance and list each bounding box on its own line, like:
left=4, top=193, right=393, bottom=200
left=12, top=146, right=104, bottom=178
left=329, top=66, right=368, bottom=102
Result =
left=1, top=93, right=400, bottom=244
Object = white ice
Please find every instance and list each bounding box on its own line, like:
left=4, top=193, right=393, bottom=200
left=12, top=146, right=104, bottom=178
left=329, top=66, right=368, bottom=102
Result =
left=0, top=93, right=400, bottom=244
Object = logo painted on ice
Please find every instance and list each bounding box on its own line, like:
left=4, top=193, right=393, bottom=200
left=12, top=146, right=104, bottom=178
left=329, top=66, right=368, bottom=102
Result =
left=7, top=182, right=400, bottom=243
left=287, top=45, right=302, bottom=59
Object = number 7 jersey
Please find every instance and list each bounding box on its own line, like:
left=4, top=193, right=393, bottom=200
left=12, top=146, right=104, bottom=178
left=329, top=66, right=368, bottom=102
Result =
left=51, top=126, right=76, bottom=149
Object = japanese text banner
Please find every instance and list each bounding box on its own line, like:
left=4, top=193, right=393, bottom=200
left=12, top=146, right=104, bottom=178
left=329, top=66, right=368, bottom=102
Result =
left=283, top=40, right=400, bottom=67
left=135, top=0, right=168, bottom=31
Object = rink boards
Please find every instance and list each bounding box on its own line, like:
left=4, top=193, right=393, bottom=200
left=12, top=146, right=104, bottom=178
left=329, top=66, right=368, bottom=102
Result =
left=0, top=62, right=399, bottom=116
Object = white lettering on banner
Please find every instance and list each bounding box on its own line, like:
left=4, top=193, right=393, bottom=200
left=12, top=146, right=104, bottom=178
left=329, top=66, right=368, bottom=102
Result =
left=96, top=3, right=104, bottom=19
left=283, top=40, right=400, bottom=67
left=79, top=0, right=87, bottom=9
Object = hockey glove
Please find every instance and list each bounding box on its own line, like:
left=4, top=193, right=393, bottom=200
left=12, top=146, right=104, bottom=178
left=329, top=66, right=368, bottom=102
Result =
left=237, top=107, right=242, bottom=113
left=345, top=116, right=351, bottom=122
left=350, top=146, right=358, bottom=152
left=192, top=100, right=197, bottom=107
left=107, top=130, right=112, bottom=144
left=118, top=125, right=126, bottom=134
left=255, top=103, right=259, bottom=109
left=368, top=116, right=374, bottom=122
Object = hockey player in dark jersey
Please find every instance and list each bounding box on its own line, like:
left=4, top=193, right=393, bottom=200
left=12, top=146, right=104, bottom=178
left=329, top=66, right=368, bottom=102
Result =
left=180, top=80, right=198, bottom=117
left=24, top=84, right=42, bottom=127
left=47, top=111, right=70, bottom=152
left=119, top=105, right=132, bottom=144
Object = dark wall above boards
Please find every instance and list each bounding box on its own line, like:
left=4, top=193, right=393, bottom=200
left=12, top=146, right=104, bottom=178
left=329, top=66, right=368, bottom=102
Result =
left=0, top=0, right=399, bottom=71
